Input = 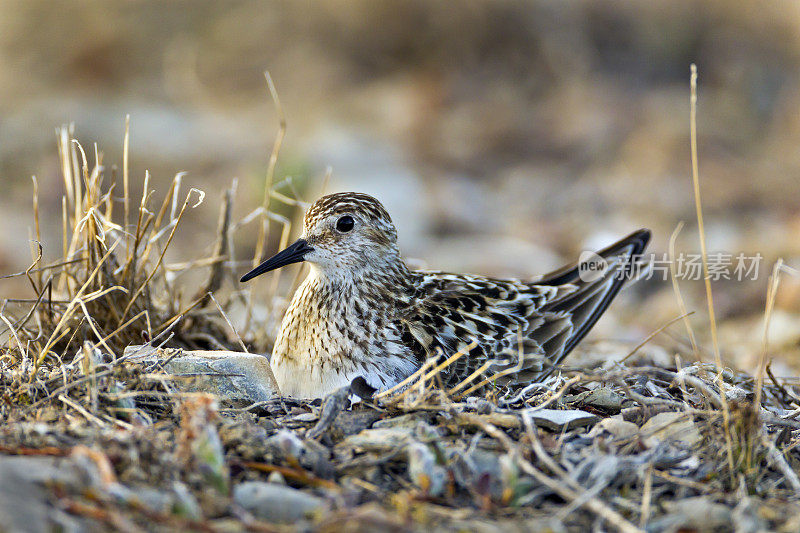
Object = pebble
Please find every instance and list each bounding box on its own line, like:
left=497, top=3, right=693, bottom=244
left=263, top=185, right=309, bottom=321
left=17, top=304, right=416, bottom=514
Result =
left=336, top=427, right=418, bottom=454
left=266, top=471, right=286, bottom=485
left=406, top=442, right=446, bottom=496
left=172, top=481, right=203, bottom=520
left=523, top=408, right=600, bottom=431
left=372, top=413, right=432, bottom=429
left=0, top=456, right=85, bottom=532
left=328, top=410, right=385, bottom=439
left=588, top=417, right=640, bottom=440
left=565, top=388, right=627, bottom=413
left=233, top=482, right=327, bottom=523
left=650, top=496, right=732, bottom=531
left=123, top=346, right=277, bottom=403
left=640, top=412, right=701, bottom=447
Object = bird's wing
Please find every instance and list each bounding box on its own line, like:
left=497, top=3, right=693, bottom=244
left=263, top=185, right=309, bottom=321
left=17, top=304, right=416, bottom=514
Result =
left=529, top=228, right=651, bottom=374
left=396, top=272, right=575, bottom=387
left=399, top=229, right=650, bottom=386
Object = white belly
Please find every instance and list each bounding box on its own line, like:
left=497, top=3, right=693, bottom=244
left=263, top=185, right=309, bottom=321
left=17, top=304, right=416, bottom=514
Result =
left=271, top=354, right=365, bottom=398
left=269, top=273, right=420, bottom=399
left=270, top=340, right=420, bottom=399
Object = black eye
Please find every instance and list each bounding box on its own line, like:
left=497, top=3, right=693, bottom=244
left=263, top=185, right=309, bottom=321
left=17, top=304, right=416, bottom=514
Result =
left=336, top=215, right=355, bottom=233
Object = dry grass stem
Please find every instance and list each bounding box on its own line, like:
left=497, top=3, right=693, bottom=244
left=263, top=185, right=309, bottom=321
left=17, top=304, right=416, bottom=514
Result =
left=689, top=63, right=736, bottom=475
left=668, top=222, right=701, bottom=360
left=754, top=259, right=784, bottom=413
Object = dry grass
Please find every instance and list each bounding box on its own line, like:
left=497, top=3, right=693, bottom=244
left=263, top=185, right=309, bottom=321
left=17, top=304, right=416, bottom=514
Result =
left=0, top=102, right=304, bottom=412
left=688, top=63, right=736, bottom=477
left=3, top=126, right=214, bottom=378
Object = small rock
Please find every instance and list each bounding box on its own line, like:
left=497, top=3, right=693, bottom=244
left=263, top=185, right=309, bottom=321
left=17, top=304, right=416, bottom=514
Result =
left=266, top=429, right=305, bottom=461
left=233, top=482, right=327, bottom=523
left=640, top=412, right=701, bottom=448
left=124, top=346, right=277, bottom=403
left=264, top=431, right=333, bottom=479
left=407, top=442, right=446, bottom=496
left=649, top=496, right=732, bottom=532
left=588, top=417, right=640, bottom=440
left=373, top=413, right=432, bottom=429
left=573, top=455, right=638, bottom=489
left=446, top=448, right=505, bottom=500
left=297, top=439, right=335, bottom=479
left=523, top=408, right=600, bottom=431
left=0, top=456, right=85, bottom=532
left=472, top=399, right=496, bottom=414
left=172, top=482, right=203, bottom=520
left=218, top=422, right=269, bottom=460
left=336, top=427, right=417, bottom=454
left=566, top=388, right=627, bottom=413
left=267, top=471, right=286, bottom=485
left=733, top=496, right=769, bottom=533
left=291, top=413, right=320, bottom=423
left=118, top=486, right=175, bottom=514
left=306, top=386, right=350, bottom=439
left=725, top=385, right=753, bottom=403
left=329, top=410, right=384, bottom=439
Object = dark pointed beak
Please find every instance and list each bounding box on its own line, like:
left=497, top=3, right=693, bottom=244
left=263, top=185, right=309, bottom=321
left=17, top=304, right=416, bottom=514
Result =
left=240, top=239, right=313, bottom=282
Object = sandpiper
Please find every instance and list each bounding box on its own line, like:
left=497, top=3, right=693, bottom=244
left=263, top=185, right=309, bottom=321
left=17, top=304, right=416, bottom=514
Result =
left=241, top=192, right=650, bottom=399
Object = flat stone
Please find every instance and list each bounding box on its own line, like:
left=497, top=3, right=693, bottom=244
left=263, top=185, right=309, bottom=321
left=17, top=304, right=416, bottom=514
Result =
left=566, top=388, right=626, bottom=413
left=372, top=413, right=431, bottom=429
left=588, top=417, right=640, bottom=439
left=233, top=482, right=327, bottom=523
left=336, top=427, right=417, bottom=454
left=329, top=410, right=384, bottom=439
left=291, top=413, right=319, bottom=423
left=124, top=346, right=277, bottom=402
left=523, top=408, right=600, bottom=431
left=650, top=496, right=732, bottom=531
left=640, top=411, right=701, bottom=447
left=0, top=455, right=86, bottom=532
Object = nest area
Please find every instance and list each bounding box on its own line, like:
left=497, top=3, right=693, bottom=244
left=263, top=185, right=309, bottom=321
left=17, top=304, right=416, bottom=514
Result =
left=1, top=126, right=800, bottom=532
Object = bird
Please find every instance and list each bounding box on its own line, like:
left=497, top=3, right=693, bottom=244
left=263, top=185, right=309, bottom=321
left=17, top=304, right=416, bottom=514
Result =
left=240, top=192, right=650, bottom=399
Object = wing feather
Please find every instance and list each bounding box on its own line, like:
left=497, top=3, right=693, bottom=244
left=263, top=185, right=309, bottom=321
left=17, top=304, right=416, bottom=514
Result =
left=397, top=229, right=650, bottom=386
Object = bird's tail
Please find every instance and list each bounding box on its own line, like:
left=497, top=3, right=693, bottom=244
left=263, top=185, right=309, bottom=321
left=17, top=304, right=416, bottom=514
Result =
left=536, top=228, right=651, bottom=369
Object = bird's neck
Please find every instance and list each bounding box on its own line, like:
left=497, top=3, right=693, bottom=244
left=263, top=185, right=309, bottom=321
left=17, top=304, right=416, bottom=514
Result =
left=278, top=259, right=414, bottom=350
left=303, top=258, right=414, bottom=299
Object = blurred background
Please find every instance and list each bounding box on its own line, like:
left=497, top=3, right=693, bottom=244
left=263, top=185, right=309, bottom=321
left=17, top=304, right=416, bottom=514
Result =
left=1, top=0, right=799, bottom=372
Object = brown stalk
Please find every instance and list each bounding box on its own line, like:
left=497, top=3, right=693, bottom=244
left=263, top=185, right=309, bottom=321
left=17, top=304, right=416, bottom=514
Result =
left=120, top=188, right=203, bottom=321
left=689, top=64, right=735, bottom=475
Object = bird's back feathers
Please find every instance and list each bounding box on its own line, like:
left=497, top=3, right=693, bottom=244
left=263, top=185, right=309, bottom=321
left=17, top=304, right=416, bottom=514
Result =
left=398, top=229, right=651, bottom=387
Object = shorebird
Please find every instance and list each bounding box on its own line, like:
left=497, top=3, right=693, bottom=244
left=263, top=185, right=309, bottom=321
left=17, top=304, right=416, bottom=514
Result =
left=241, top=192, right=650, bottom=399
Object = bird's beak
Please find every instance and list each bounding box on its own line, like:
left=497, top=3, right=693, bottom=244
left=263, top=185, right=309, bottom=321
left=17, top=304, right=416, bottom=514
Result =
left=240, top=239, right=314, bottom=282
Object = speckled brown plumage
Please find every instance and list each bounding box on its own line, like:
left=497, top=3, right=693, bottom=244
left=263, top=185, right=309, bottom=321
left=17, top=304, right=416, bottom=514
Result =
left=241, top=192, right=650, bottom=398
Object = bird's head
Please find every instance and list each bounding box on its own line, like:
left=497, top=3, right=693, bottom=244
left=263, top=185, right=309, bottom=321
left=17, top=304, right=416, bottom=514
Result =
left=240, top=192, right=402, bottom=282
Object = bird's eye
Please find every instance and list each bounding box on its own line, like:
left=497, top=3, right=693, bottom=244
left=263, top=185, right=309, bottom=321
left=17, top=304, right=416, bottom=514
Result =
left=336, top=215, right=355, bottom=233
